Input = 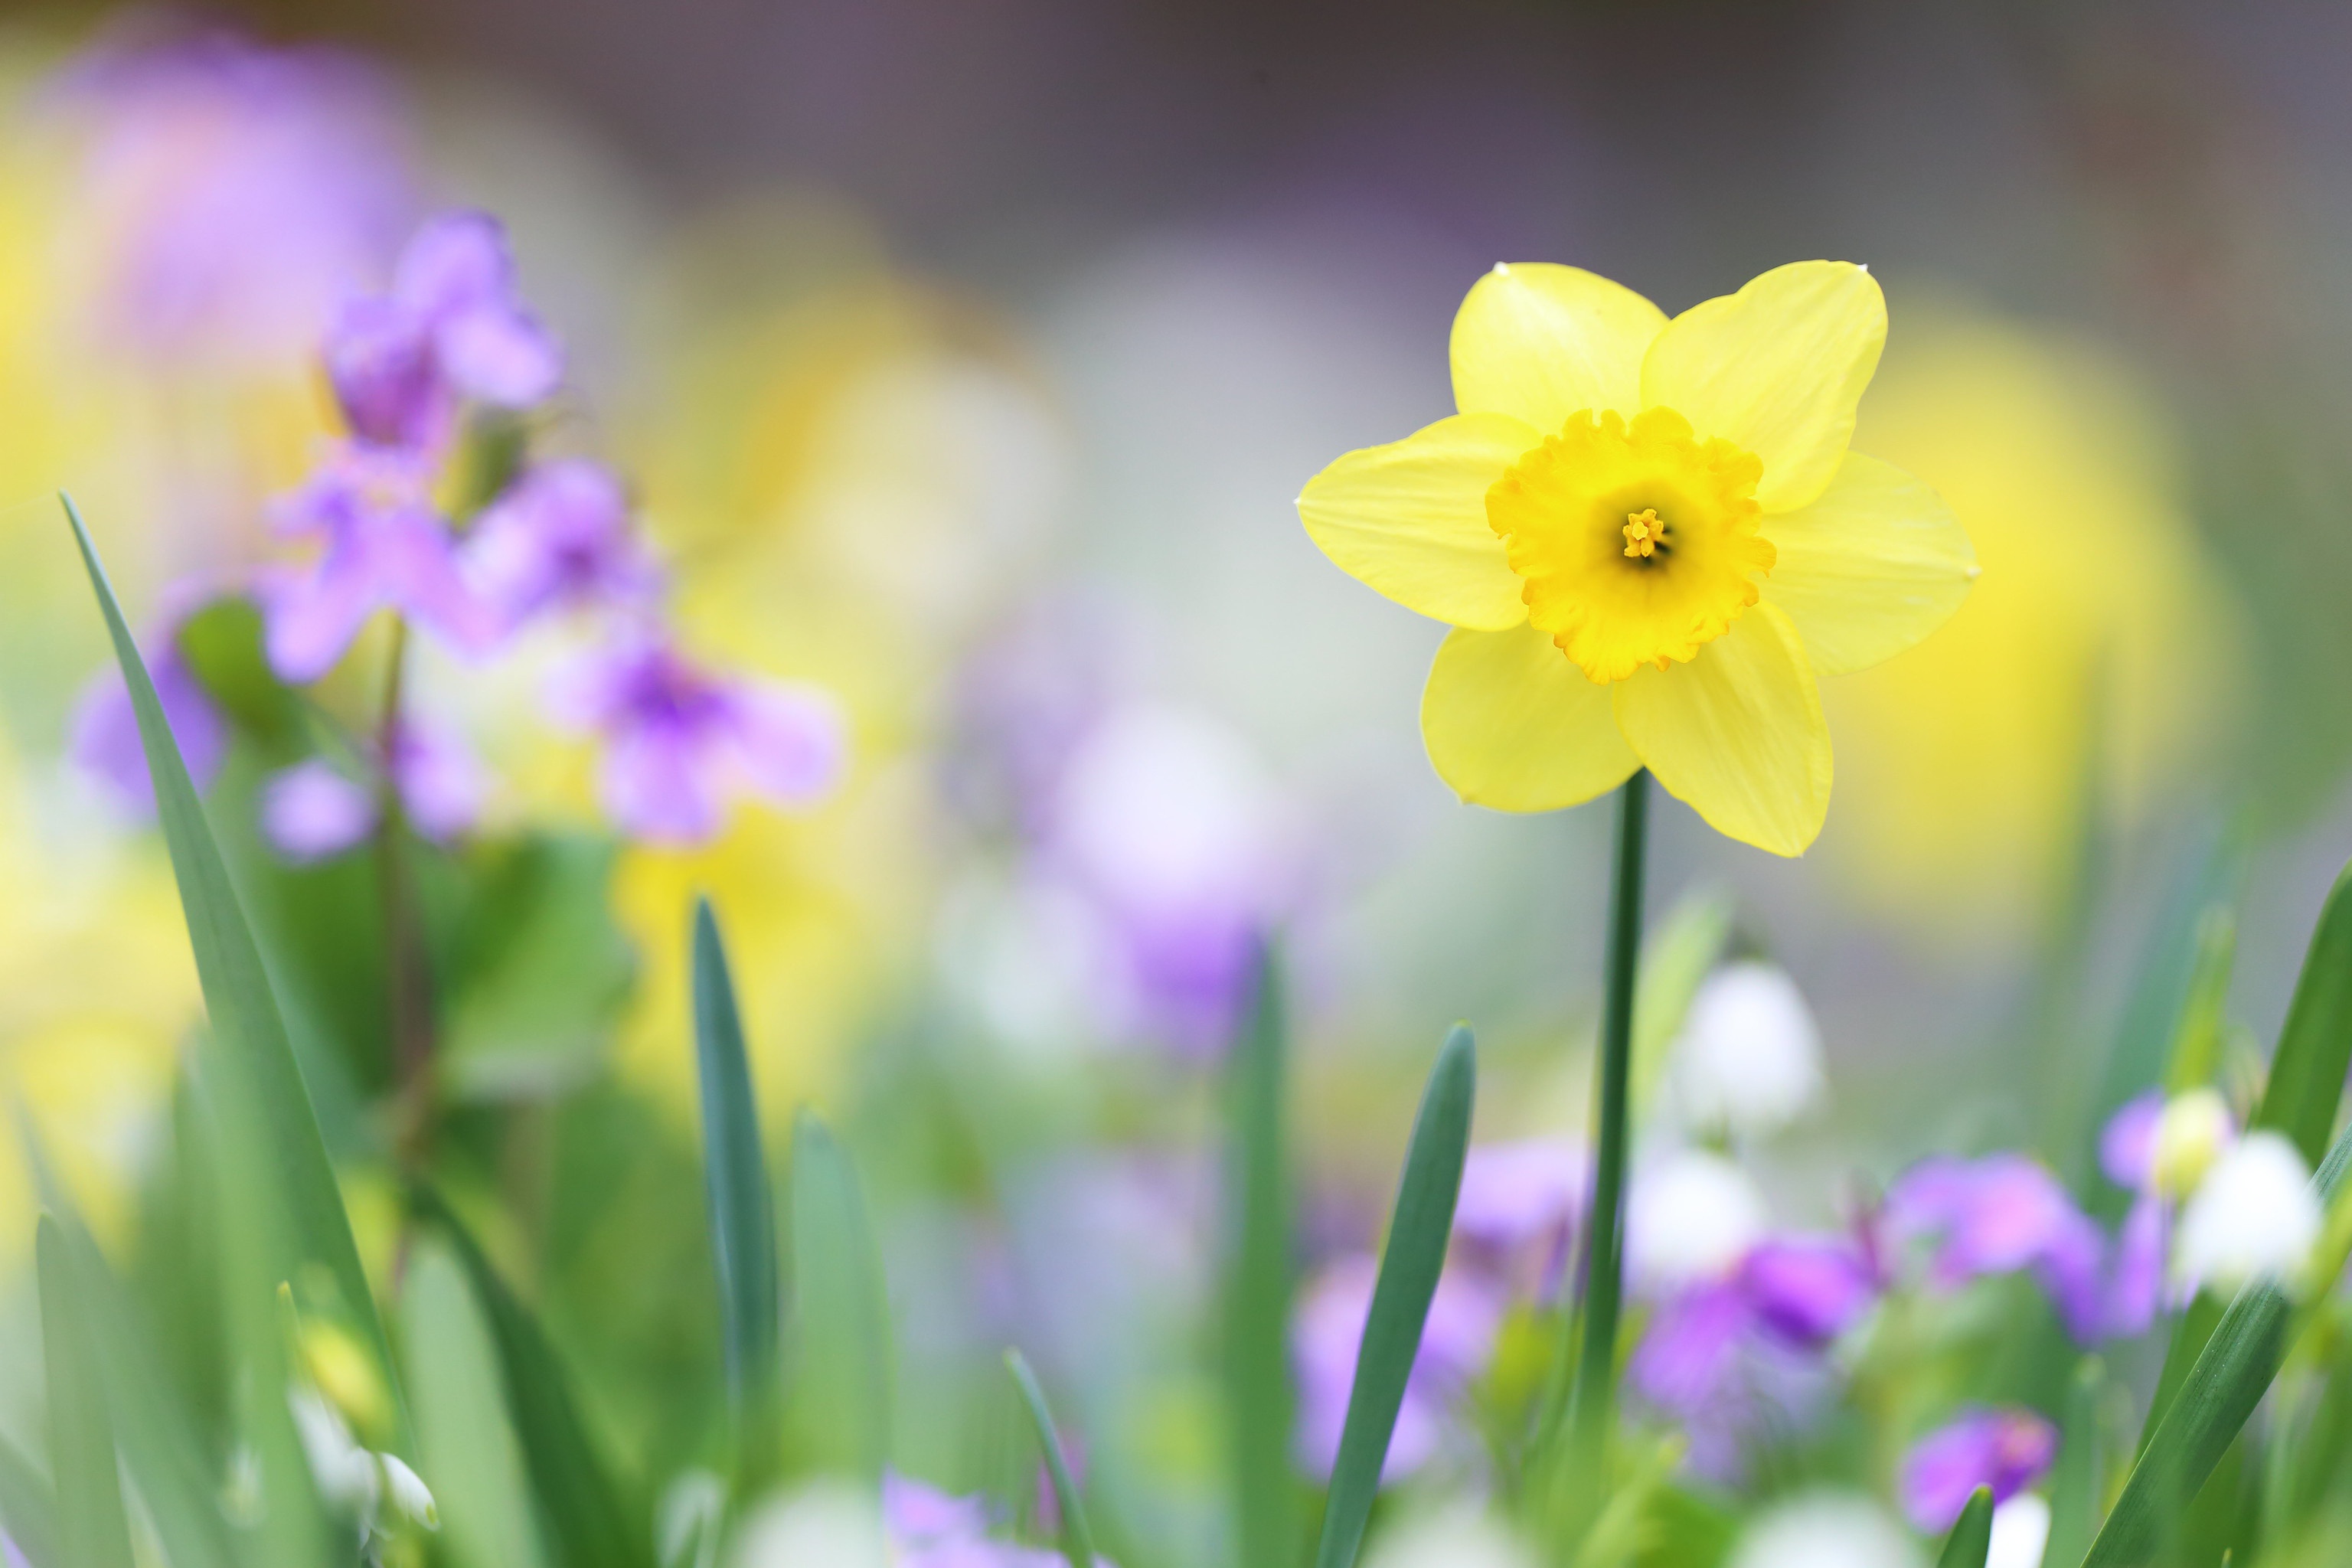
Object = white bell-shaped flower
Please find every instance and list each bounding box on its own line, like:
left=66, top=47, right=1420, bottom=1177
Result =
left=2172, top=1130, right=2321, bottom=1295
left=1666, top=962, right=1825, bottom=1140
left=1626, top=1147, right=1769, bottom=1292
left=1730, top=1493, right=1924, bottom=1568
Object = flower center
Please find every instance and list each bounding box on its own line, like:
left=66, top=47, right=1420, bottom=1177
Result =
left=1485, top=407, right=1777, bottom=683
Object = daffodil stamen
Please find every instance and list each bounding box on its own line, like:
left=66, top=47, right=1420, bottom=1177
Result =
left=1486, top=407, right=1777, bottom=684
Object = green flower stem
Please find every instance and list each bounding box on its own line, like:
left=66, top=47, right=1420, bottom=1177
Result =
left=1568, top=769, right=1648, bottom=1464
left=376, top=617, right=437, bottom=1168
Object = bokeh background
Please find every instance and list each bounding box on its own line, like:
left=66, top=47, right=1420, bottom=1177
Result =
left=4, top=1, right=2352, bottom=1560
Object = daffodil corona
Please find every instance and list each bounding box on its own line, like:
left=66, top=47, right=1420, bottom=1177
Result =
left=1299, top=260, right=1977, bottom=854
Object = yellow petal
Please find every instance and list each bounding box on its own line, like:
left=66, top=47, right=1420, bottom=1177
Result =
left=1421, top=622, right=1640, bottom=811
left=1641, top=261, right=1884, bottom=512
left=1451, top=263, right=1667, bottom=432
left=1763, top=452, right=1977, bottom=676
left=1298, top=412, right=1536, bottom=629
left=1612, top=602, right=1831, bottom=855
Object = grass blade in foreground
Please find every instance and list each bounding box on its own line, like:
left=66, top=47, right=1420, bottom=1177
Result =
left=410, top=1185, right=652, bottom=1568
left=1936, top=1487, right=1993, bottom=1568
left=37, top=1217, right=133, bottom=1568
left=691, top=900, right=782, bottom=1476
left=1006, top=1350, right=1099, bottom=1568
left=0, top=1430, right=57, bottom=1568
left=1311, top=1025, right=1477, bottom=1568
left=61, top=495, right=401, bottom=1428
left=1223, top=942, right=1295, bottom=1568
left=2082, top=1118, right=2352, bottom=1567
left=403, top=1236, right=550, bottom=1568
left=787, top=1111, right=893, bottom=1478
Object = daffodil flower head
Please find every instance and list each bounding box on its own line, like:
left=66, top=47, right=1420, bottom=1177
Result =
left=1298, top=260, right=1977, bottom=854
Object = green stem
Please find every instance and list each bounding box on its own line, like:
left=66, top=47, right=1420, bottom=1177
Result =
left=375, top=619, right=436, bottom=1170
left=1568, top=769, right=1648, bottom=1462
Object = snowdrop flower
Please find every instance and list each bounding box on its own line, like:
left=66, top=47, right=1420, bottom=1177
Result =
left=731, top=1480, right=887, bottom=1568
left=381, top=1455, right=437, bottom=1530
left=1626, top=1148, right=1768, bottom=1292
left=2172, top=1131, right=2321, bottom=1295
left=290, top=1390, right=378, bottom=1517
left=1666, top=962, right=1825, bottom=1138
left=1729, top=1493, right=1924, bottom=1568
left=1362, top=1504, right=1537, bottom=1568
left=1988, top=1494, right=2053, bottom=1568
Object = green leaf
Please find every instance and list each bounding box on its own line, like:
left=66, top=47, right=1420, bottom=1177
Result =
left=1223, top=942, right=1296, bottom=1568
left=0, top=1431, right=57, bottom=1568
left=1005, top=1350, right=1100, bottom=1568
left=1936, top=1487, right=1993, bottom=1568
left=2082, top=1119, right=2352, bottom=1567
left=691, top=899, right=782, bottom=1477
left=1310, top=1026, right=1477, bottom=1568
left=2161, top=906, right=2236, bottom=1094
left=37, top=1217, right=134, bottom=1568
left=2252, top=858, right=2352, bottom=1167
left=2043, top=1357, right=2104, bottom=1568
left=60, top=495, right=402, bottom=1433
left=401, top=1236, right=550, bottom=1568
left=46, top=1220, right=237, bottom=1568
left=408, top=1184, right=652, bottom=1568
left=786, top=1110, right=893, bottom=1479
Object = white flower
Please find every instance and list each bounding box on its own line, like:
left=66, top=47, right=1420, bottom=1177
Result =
left=1730, top=1493, right=1924, bottom=1568
left=2172, top=1130, right=2321, bottom=1295
left=1665, top=962, right=1824, bottom=1139
left=289, top=1390, right=377, bottom=1518
left=1987, top=1494, right=2052, bottom=1568
left=730, top=1480, right=889, bottom=1568
left=381, top=1455, right=438, bottom=1530
left=2150, top=1088, right=2233, bottom=1198
left=1626, top=1148, right=1768, bottom=1291
left=1364, top=1503, right=1536, bottom=1568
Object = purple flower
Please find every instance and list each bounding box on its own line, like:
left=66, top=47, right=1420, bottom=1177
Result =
left=1292, top=1254, right=1500, bottom=1484
left=883, top=1471, right=1097, bottom=1568
left=1883, top=1154, right=2107, bottom=1343
left=1631, top=1282, right=1751, bottom=1415
left=1740, top=1236, right=1877, bottom=1348
left=260, top=443, right=495, bottom=681
left=260, top=760, right=377, bottom=862
left=2101, top=1093, right=2164, bottom=1191
left=1900, top=1407, right=2059, bottom=1533
left=47, top=21, right=413, bottom=365
left=325, top=211, right=560, bottom=450
left=462, top=459, right=660, bottom=631
left=1452, top=1138, right=1586, bottom=1300
left=387, top=719, right=488, bottom=844
left=554, top=635, right=844, bottom=844
left=70, top=625, right=226, bottom=812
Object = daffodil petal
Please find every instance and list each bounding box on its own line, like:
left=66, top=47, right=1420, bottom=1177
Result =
left=1763, top=452, right=1977, bottom=676
left=1640, top=261, right=1885, bottom=512
left=1298, top=412, right=1536, bottom=629
left=1421, top=622, right=1640, bottom=811
left=1612, top=603, right=1831, bottom=855
left=1451, top=263, right=1667, bottom=433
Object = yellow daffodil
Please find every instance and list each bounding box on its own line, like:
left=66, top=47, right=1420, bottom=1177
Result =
left=1298, top=261, right=1977, bottom=855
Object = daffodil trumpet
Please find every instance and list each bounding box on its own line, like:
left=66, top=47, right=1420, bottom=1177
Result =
left=1297, top=258, right=1976, bottom=858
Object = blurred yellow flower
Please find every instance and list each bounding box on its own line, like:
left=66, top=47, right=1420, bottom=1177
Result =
left=1825, top=310, right=2228, bottom=929
left=1299, top=260, right=1975, bottom=856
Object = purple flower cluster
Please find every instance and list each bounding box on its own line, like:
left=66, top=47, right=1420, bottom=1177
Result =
left=74, top=207, right=843, bottom=853
left=1899, top=1406, right=2059, bottom=1533
left=1882, top=1152, right=2109, bottom=1342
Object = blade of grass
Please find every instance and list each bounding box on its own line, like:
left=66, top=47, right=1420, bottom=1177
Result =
left=2043, top=1357, right=2104, bottom=1568
left=2082, top=1117, right=2352, bottom=1567
left=402, top=1236, right=550, bottom=1568
left=1223, top=942, right=1295, bottom=1568
left=1006, top=1350, right=1099, bottom=1568
left=1310, top=1025, right=1477, bottom=1568
left=691, top=900, right=782, bottom=1479
left=2137, top=862, right=2352, bottom=1450
left=407, top=1184, right=652, bottom=1568
left=786, top=1111, right=892, bottom=1480
left=50, top=1220, right=237, bottom=1568
left=61, top=495, right=402, bottom=1437
left=1936, top=1487, right=1994, bottom=1568
left=2250, top=858, right=2352, bottom=1166
left=37, top=1217, right=134, bottom=1568
left=0, top=1432, right=57, bottom=1568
